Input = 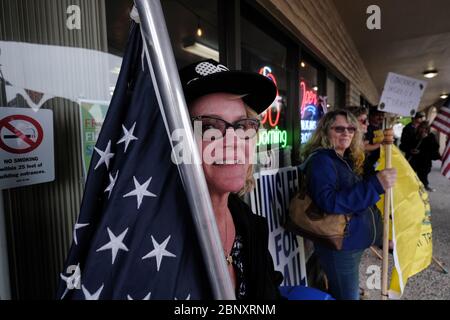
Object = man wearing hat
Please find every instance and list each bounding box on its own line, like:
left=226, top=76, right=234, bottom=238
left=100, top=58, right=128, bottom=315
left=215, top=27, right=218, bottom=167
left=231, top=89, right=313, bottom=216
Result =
left=179, top=59, right=284, bottom=299
left=400, top=111, right=425, bottom=159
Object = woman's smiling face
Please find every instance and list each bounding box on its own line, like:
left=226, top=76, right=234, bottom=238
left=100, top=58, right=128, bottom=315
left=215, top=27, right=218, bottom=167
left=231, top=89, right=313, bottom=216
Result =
left=189, top=92, right=256, bottom=195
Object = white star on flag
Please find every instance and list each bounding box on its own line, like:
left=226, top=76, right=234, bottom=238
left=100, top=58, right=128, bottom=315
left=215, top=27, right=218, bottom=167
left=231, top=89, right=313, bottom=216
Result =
left=60, top=263, right=82, bottom=294
left=96, top=227, right=129, bottom=264
left=73, top=222, right=89, bottom=245
left=94, top=140, right=114, bottom=170
left=117, top=122, right=138, bottom=153
left=123, top=176, right=157, bottom=209
left=104, top=170, right=119, bottom=199
left=127, top=292, right=151, bottom=300
left=142, top=235, right=176, bottom=271
left=82, top=284, right=104, bottom=300
left=174, top=294, right=191, bottom=300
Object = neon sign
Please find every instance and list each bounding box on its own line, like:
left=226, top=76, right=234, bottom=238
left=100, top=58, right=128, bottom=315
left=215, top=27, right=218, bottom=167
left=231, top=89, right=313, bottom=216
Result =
left=259, top=66, right=281, bottom=128
left=257, top=127, right=288, bottom=148
left=300, top=81, right=318, bottom=119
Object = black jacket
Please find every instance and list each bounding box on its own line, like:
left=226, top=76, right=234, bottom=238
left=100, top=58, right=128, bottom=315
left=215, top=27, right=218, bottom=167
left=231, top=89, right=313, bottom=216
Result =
left=409, top=133, right=441, bottom=170
left=228, top=193, right=284, bottom=299
left=400, top=122, right=417, bottom=158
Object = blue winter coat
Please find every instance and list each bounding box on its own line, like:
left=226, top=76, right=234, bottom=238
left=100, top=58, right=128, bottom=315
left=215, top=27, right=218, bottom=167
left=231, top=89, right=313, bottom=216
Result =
left=302, top=148, right=385, bottom=250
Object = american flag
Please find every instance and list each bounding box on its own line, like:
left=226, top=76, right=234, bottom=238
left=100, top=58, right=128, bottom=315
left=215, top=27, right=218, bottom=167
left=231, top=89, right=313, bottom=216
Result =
left=56, top=23, right=212, bottom=300
left=431, top=98, right=450, bottom=179
left=431, top=99, right=450, bottom=135
left=441, top=139, right=450, bottom=179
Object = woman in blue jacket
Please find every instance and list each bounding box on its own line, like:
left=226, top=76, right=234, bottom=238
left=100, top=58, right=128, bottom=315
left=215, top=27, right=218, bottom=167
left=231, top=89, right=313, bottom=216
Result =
left=302, top=109, right=397, bottom=300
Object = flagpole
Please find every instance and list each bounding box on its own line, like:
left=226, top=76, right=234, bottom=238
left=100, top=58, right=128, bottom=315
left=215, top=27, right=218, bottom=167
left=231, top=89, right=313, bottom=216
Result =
left=134, top=0, right=235, bottom=299
left=381, top=125, right=394, bottom=300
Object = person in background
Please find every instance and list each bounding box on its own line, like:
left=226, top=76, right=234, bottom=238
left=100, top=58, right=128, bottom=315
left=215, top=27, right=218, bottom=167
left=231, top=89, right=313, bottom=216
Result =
left=408, top=121, right=441, bottom=192
left=349, top=106, right=377, bottom=150
left=364, top=108, right=384, bottom=176
left=400, top=112, right=425, bottom=159
left=301, top=109, right=396, bottom=300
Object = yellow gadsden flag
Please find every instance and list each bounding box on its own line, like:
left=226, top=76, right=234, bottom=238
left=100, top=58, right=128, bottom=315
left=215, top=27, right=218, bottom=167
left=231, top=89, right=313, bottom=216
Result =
left=376, top=145, right=432, bottom=299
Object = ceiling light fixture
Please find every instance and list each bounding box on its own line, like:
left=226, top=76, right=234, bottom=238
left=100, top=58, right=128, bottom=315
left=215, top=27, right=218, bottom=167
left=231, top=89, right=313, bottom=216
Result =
left=183, top=40, right=219, bottom=61
left=423, top=69, right=438, bottom=79
left=196, top=24, right=203, bottom=37
left=440, top=93, right=448, bottom=99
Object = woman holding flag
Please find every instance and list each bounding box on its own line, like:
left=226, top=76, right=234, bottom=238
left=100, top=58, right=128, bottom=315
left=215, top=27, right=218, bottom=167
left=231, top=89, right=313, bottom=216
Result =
left=179, top=59, right=284, bottom=299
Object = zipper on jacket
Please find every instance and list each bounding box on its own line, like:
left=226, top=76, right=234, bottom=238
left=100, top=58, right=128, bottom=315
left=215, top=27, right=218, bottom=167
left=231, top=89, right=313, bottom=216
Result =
left=333, top=150, right=377, bottom=245
left=368, top=206, right=377, bottom=246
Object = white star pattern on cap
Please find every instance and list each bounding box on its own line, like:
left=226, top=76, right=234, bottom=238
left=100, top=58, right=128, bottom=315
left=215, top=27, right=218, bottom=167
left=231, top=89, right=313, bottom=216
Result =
left=123, top=176, right=157, bottom=209
left=94, top=140, right=114, bottom=170
left=82, top=284, right=104, bottom=300
left=117, top=122, right=138, bottom=153
left=195, top=61, right=229, bottom=76
left=142, top=235, right=176, bottom=271
left=96, top=227, right=129, bottom=264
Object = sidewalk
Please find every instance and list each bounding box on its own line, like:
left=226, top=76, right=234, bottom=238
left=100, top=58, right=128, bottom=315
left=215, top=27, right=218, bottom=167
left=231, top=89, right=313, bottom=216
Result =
left=359, top=160, right=450, bottom=300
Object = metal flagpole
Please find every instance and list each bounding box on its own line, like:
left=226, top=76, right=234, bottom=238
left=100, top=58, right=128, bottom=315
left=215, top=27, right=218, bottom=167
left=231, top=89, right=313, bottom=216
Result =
left=381, top=124, right=394, bottom=300
left=134, top=0, right=235, bottom=299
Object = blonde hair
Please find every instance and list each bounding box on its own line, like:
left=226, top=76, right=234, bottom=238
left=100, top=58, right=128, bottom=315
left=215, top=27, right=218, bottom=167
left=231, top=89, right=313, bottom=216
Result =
left=302, top=109, right=365, bottom=175
left=238, top=105, right=259, bottom=196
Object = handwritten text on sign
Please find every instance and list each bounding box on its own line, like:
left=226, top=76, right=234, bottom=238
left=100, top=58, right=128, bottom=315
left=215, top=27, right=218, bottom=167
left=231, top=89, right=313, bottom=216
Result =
left=378, top=72, right=427, bottom=117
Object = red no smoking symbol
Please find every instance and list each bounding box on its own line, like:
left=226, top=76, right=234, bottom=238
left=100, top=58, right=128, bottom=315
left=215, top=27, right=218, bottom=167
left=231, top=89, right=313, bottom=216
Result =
left=0, top=115, right=44, bottom=154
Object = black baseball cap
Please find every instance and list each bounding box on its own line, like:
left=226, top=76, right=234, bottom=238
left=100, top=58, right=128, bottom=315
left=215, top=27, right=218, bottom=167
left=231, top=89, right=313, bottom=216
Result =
left=179, top=59, right=277, bottom=114
left=414, top=111, right=425, bottom=119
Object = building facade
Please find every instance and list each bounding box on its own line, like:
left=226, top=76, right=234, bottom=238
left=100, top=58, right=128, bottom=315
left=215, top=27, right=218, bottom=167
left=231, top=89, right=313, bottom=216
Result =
left=0, top=0, right=380, bottom=299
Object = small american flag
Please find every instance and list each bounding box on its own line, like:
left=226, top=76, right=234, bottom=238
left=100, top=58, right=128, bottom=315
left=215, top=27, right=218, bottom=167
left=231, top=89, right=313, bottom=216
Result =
left=441, top=139, right=450, bottom=179
left=56, top=23, right=212, bottom=300
left=431, top=99, right=450, bottom=135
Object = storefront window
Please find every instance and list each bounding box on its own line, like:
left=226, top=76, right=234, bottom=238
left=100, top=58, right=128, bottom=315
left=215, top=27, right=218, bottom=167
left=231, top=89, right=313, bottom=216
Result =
left=327, top=73, right=346, bottom=109
left=241, top=16, right=290, bottom=169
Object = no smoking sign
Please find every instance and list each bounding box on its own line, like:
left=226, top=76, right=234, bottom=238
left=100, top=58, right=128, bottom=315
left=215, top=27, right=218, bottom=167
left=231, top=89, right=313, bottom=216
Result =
left=0, top=114, right=44, bottom=154
left=0, top=108, right=54, bottom=189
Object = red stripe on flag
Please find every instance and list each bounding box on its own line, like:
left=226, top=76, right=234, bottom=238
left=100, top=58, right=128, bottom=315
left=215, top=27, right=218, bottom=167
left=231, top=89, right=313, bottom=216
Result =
left=432, top=115, right=450, bottom=134
left=439, top=107, right=450, bottom=119
left=441, top=141, right=450, bottom=179
left=434, top=117, right=450, bottom=128
left=442, top=162, right=450, bottom=178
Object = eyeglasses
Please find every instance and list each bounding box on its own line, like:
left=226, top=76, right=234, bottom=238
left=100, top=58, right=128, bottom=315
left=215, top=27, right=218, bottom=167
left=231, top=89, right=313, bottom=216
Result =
left=191, top=115, right=260, bottom=139
left=331, top=126, right=356, bottom=134
left=359, top=118, right=368, bottom=125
